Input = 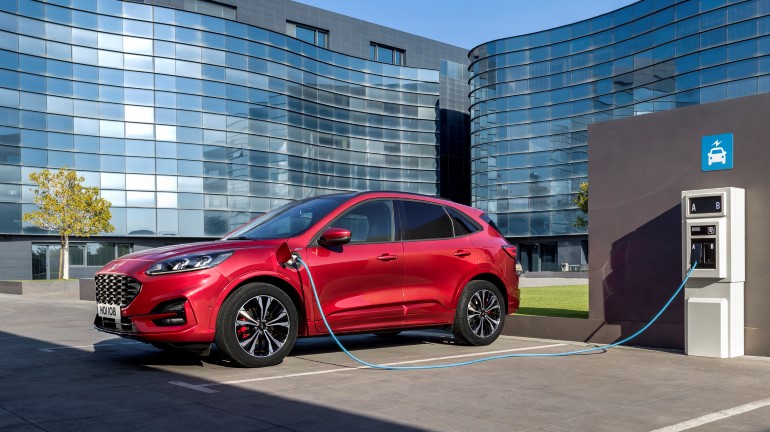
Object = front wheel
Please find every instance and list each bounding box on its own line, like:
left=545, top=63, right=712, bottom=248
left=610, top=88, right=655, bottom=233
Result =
left=215, top=283, right=298, bottom=368
left=452, top=281, right=505, bottom=346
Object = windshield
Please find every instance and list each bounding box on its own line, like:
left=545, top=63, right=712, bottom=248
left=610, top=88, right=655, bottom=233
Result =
left=224, top=194, right=351, bottom=240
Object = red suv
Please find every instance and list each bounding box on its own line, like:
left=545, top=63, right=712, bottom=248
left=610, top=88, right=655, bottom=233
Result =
left=94, top=192, right=520, bottom=367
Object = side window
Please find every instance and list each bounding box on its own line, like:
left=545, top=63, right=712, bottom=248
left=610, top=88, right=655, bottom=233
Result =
left=333, top=200, right=395, bottom=244
left=447, top=207, right=481, bottom=236
left=401, top=200, right=454, bottom=241
left=480, top=212, right=505, bottom=237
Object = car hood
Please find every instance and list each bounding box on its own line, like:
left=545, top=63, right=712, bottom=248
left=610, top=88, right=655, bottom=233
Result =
left=113, top=239, right=287, bottom=263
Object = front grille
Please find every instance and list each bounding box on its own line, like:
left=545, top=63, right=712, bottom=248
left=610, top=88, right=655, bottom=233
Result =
left=94, top=315, right=136, bottom=333
left=95, top=274, right=142, bottom=307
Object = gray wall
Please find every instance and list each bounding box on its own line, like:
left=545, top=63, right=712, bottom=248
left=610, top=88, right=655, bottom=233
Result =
left=0, top=236, right=206, bottom=280
left=145, top=0, right=469, bottom=70
left=588, top=92, right=770, bottom=356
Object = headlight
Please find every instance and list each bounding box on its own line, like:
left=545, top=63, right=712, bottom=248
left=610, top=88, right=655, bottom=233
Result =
left=146, top=251, right=234, bottom=275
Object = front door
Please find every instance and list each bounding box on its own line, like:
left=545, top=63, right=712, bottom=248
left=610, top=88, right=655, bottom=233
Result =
left=519, top=243, right=539, bottom=272
left=32, top=244, right=61, bottom=280
left=305, top=200, right=405, bottom=333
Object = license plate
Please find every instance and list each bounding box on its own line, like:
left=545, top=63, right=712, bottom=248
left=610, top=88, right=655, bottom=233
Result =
left=97, top=303, right=121, bottom=321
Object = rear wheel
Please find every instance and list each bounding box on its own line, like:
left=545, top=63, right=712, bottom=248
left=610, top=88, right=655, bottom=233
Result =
left=452, top=281, right=505, bottom=346
left=215, top=283, right=298, bottom=368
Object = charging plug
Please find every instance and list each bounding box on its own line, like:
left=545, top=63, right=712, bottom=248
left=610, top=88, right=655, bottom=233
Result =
left=690, top=242, right=702, bottom=267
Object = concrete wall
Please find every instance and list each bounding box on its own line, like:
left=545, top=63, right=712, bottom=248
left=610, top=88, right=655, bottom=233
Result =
left=588, top=92, right=770, bottom=356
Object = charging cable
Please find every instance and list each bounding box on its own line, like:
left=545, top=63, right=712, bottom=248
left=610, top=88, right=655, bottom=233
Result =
left=295, top=255, right=698, bottom=370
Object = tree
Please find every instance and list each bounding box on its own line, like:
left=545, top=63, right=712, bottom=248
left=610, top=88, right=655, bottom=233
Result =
left=22, top=168, right=114, bottom=279
left=573, top=181, right=588, bottom=229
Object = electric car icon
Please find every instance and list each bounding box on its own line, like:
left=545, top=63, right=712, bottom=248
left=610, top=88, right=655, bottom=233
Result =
left=94, top=192, right=520, bottom=367
left=707, top=147, right=727, bottom=166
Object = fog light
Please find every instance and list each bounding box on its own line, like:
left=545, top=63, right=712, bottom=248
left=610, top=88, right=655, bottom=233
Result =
left=152, top=300, right=187, bottom=327
left=159, top=317, right=186, bottom=326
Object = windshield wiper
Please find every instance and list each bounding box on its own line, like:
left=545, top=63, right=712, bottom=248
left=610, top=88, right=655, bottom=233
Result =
left=225, top=236, right=253, bottom=240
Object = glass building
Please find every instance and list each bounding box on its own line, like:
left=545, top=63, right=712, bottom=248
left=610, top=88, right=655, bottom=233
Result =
left=469, top=0, right=770, bottom=271
left=0, top=0, right=469, bottom=279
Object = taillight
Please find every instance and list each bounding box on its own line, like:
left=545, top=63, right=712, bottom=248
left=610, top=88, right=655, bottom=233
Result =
left=502, top=245, right=517, bottom=259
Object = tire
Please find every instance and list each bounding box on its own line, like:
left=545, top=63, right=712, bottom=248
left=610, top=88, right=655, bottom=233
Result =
left=215, top=283, right=298, bottom=368
left=452, top=281, right=505, bottom=346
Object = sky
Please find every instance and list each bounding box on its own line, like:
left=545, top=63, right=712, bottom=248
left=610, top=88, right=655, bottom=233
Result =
left=295, top=0, right=640, bottom=49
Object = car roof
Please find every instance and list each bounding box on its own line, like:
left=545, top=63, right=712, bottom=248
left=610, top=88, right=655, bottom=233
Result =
left=352, top=191, right=480, bottom=214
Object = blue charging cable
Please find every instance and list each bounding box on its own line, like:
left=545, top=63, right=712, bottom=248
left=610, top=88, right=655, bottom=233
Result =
left=295, top=256, right=698, bottom=370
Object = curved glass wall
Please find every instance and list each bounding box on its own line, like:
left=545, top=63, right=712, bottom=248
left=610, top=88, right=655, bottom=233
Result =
left=469, top=0, right=770, bottom=237
left=0, top=0, right=440, bottom=237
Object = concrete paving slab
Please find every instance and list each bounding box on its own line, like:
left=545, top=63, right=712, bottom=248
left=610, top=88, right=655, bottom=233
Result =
left=1, top=294, right=770, bottom=432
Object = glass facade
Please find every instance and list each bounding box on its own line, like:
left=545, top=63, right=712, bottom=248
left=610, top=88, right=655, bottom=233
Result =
left=469, top=0, right=770, bottom=239
left=0, top=0, right=440, bottom=237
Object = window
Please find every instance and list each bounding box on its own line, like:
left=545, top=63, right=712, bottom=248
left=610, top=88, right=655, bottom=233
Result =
left=81, top=242, right=134, bottom=267
left=333, top=200, right=395, bottom=244
left=182, top=0, right=236, bottom=20
left=401, top=200, right=453, bottom=241
left=229, top=194, right=348, bottom=240
left=69, top=245, right=85, bottom=266
left=447, top=207, right=481, bottom=236
left=87, top=243, right=116, bottom=267
left=287, top=22, right=329, bottom=48
left=480, top=212, right=505, bottom=237
left=370, top=43, right=405, bottom=65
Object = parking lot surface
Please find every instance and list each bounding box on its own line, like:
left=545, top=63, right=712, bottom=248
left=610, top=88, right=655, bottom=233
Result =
left=1, top=293, right=769, bottom=432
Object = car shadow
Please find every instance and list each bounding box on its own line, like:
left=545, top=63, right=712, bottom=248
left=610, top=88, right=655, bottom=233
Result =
left=93, top=329, right=461, bottom=368
left=4, top=329, right=431, bottom=431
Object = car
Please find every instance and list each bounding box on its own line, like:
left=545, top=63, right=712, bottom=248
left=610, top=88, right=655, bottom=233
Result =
left=708, top=147, right=727, bottom=166
left=94, top=192, right=520, bottom=367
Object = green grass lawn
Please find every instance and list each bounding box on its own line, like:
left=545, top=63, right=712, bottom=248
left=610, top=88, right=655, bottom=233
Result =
left=516, top=285, right=589, bottom=319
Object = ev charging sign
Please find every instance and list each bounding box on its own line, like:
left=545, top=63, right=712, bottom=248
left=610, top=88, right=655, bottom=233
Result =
left=701, top=133, right=733, bottom=172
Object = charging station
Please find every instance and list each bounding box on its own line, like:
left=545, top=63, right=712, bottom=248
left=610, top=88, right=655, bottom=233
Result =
left=682, top=187, right=745, bottom=358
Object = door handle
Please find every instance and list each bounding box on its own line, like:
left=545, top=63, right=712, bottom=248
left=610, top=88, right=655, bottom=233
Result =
left=377, top=254, right=399, bottom=262
left=453, top=250, right=472, bottom=257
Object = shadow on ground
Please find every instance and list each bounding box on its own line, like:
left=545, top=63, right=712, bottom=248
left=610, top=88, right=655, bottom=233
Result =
left=0, top=329, right=433, bottom=432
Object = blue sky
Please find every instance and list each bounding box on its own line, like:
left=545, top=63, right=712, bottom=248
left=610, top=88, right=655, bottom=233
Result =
left=295, top=0, right=639, bottom=49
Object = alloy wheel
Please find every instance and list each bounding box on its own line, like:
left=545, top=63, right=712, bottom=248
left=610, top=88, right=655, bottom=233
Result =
left=234, top=295, right=291, bottom=358
left=467, top=289, right=502, bottom=338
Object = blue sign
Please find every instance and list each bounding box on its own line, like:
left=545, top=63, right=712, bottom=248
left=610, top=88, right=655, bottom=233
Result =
left=701, top=133, right=733, bottom=172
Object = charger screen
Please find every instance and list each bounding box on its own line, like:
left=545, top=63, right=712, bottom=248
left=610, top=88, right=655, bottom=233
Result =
left=689, top=196, right=722, bottom=215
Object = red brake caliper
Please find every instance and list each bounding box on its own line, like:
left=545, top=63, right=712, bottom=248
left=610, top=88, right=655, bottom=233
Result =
left=237, top=325, right=251, bottom=339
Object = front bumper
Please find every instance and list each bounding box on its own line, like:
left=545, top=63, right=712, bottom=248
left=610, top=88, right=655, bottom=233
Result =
left=93, top=264, right=227, bottom=343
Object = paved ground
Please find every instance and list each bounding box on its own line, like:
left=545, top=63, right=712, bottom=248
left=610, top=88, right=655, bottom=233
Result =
left=1, top=293, right=769, bottom=432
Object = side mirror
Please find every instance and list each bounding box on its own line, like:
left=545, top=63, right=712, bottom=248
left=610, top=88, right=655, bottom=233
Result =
left=319, top=227, right=351, bottom=246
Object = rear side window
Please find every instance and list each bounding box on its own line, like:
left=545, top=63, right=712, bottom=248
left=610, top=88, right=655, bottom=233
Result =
left=480, top=212, right=505, bottom=237
left=447, top=207, right=481, bottom=236
left=401, top=200, right=454, bottom=240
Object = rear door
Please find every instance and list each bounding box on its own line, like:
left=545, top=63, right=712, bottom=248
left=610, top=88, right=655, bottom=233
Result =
left=306, top=199, right=405, bottom=333
left=399, top=200, right=480, bottom=326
